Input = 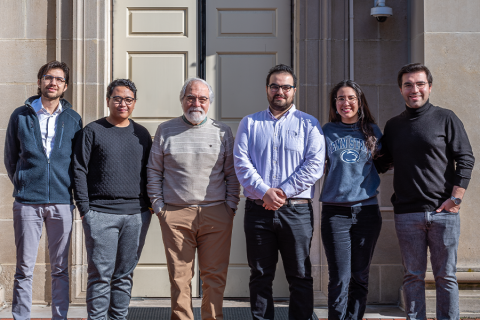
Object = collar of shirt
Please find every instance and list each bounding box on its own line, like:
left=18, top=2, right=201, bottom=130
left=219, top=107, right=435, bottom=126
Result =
left=31, top=97, right=63, bottom=116
left=267, top=104, right=296, bottom=121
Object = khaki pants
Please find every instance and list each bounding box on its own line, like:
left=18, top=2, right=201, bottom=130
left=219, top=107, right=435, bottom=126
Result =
left=159, top=203, right=235, bottom=320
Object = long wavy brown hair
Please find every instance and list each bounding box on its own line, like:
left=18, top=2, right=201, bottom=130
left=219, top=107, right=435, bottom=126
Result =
left=329, top=80, right=379, bottom=157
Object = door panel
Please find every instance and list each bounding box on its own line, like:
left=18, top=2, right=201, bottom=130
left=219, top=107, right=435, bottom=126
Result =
left=113, top=0, right=291, bottom=298
left=113, top=0, right=197, bottom=135
left=113, top=0, right=198, bottom=297
left=206, top=0, right=291, bottom=297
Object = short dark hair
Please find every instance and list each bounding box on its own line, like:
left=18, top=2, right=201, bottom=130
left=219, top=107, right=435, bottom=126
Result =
left=106, top=79, right=137, bottom=99
left=266, top=64, right=297, bottom=88
left=37, top=60, right=70, bottom=98
left=397, top=63, right=433, bottom=88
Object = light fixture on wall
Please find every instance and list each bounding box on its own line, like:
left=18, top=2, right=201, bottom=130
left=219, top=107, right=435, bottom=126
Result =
left=370, top=0, right=393, bottom=22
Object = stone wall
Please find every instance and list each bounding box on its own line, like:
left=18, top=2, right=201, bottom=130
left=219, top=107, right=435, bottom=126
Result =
left=410, top=0, right=480, bottom=314
left=296, top=0, right=410, bottom=305
left=0, top=0, right=57, bottom=304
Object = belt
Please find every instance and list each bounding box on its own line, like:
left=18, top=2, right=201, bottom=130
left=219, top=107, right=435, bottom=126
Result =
left=247, top=198, right=311, bottom=206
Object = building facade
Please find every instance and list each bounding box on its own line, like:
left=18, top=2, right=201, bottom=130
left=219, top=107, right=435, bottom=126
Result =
left=0, top=0, right=479, bottom=315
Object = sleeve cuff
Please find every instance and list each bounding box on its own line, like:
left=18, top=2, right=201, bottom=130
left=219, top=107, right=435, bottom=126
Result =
left=454, top=177, right=470, bottom=189
left=77, top=202, right=90, bottom=217
left=226, top=200, right=238, bottom=211
left=152, top=200, right=164, bottom=214
left=279, top=183, right=295, bottom=198
left=255, top=183, right=271, bottom=200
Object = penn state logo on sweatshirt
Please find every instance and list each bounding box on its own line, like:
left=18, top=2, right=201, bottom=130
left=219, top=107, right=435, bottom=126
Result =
left=327, top=136, right=370, bottom=163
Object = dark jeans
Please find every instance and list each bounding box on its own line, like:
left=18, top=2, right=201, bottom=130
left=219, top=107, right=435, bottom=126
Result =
left=244, top=200, right=315, bottom=320
left=321, top=205, right=382, bottom=320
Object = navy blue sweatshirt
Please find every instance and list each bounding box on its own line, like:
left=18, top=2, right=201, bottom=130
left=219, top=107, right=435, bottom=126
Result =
left=320, top=121, right=382, bottom=205
left=4, top=96, right=82, bottom=204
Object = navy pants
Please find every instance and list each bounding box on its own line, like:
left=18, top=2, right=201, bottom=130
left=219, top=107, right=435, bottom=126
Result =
left=321, top=205, right=382, bottom=320
left=244, top=200, right=315, bottom=320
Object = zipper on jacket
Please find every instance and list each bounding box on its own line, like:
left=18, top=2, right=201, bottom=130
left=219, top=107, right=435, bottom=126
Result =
left=47, top=158, right=50, bottom=203
left=58, top=122, right=64, bottom=149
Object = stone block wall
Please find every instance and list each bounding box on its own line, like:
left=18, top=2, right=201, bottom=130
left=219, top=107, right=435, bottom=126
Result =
left=296, top=0, right=409, bottom=305
left=0, top=0, right=58, bottom=304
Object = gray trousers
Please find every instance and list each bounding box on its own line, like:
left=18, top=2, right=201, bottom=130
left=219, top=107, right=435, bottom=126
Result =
left=12, top=201, right=74, bottom=320
left=82, top=210, right=151, bottom=320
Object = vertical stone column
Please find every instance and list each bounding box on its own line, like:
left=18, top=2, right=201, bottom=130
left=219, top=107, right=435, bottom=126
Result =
left=0, top=0, right=57, bottom=305
left=68, top=0, right=110, bottom=304
left=296, top=0, right=410, bottom=306
left=410, top=0, right=480, bottom=315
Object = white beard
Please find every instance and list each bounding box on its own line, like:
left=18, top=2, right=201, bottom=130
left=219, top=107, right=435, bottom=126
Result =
left=184, top=107, right=207, bottom=124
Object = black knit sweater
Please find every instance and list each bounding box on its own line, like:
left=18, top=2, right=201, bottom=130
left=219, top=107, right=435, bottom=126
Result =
left=73, top=118, right=152, bottom=216
left=376, top=101, right=474, bottom=214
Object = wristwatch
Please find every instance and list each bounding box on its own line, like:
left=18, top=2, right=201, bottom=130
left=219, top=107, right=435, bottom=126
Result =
left=450, top=196, right=462, bottom=205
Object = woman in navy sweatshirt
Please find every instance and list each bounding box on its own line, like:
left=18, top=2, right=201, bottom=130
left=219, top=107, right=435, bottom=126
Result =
left=320, top=80, right=383, bottom=320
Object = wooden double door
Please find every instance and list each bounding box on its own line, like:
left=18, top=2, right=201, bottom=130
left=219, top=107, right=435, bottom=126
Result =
left=112, top=0, right=291, bottom=298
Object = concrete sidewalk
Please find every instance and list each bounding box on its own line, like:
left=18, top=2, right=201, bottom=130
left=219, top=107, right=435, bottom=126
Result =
left=0, top=299, right=408, bottom=319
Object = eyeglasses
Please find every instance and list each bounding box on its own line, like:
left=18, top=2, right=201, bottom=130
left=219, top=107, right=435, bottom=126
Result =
left=42, top=75, right=66, bottom=84
left=111, top=96, right=135, bottom=105
left=185, top=95, right=209, bottom=104
left=267, top=84, right=295, bottom=92
left=402, top=82, right=429, bottom=90
left=335, top=96, right=357, bottom=103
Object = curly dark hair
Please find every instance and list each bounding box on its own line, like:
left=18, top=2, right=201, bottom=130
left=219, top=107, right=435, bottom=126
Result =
left=265, top=64, right=297, bottom=88
left=37, top=61, right=70, bottom=98
left=106, top=79, right=137, bottom=99
left=329, top=80, right=379, bottom=157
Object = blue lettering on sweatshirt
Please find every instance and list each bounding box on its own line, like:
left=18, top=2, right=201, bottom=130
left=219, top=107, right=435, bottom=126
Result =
left=327, top=136, right=370, bottom=163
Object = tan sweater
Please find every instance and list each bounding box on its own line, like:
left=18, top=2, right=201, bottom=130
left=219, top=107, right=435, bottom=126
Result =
left=147, top=116, right=240, bottom=213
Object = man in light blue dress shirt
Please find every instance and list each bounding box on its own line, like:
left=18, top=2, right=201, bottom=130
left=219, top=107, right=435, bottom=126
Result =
left=234, top=64, right=325, bottom=320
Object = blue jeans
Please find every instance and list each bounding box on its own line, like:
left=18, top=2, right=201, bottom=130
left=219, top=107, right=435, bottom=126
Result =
left=321, top=205, right=382, bottom=320
left=244, top=200, right=315, bottom=320
left=394, top=210, right=460, bottom=320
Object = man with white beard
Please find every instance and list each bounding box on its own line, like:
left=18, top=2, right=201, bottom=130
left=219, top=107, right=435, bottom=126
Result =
left=147, top=78, right=240, bottom=320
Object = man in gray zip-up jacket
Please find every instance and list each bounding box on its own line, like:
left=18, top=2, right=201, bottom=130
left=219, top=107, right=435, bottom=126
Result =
left=4, top=61, right=82, bottom=320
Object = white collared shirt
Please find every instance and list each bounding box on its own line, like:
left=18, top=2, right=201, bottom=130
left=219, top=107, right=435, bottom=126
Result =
left=31, top=98, right=63, bottom=158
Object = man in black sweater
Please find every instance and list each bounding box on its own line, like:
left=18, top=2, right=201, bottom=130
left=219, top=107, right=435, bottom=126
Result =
left=377, top=63, right=474, bottom=320
left=73, top=79, right=152, bottom=320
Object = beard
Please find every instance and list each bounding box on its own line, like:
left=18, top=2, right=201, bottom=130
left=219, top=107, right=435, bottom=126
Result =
left=41, top=86, right=63, bottom=100
left=184, top=107, right=207, bottom=124
left=268, top=93, right=294, bottom=112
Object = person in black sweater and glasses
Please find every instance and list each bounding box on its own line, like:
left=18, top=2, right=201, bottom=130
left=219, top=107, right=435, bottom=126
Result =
left=376, top=63, right=474, bottom=320
left=73, top=79, right=152, bottom=320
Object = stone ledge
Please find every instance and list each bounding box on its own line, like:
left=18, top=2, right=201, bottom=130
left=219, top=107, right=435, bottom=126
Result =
left=399, top=287, right=480, bottom=315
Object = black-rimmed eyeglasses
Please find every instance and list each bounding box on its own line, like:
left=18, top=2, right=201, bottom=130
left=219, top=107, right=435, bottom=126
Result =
left=267, top=84, right=295, bottom=92
left=111, top=96, right=135, bottom=105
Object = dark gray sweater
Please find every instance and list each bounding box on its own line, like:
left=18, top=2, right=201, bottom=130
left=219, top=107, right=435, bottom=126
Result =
left=73, top=118, right=152, bottom=216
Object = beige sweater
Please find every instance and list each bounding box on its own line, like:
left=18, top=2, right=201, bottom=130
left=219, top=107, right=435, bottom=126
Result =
left=147, top=116, right=240, bottom=213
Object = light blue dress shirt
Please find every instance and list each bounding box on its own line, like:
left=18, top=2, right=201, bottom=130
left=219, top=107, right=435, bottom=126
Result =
left=234, top=105, right=325, bottom=200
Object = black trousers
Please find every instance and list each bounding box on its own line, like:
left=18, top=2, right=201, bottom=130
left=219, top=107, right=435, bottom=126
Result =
left=244, top=200, right=315, bottom=320
left=321, top=204, right=382, bottom=320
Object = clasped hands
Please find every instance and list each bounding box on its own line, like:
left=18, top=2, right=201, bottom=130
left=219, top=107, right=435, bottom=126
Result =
left=262, top=188, right=287, bottom=211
